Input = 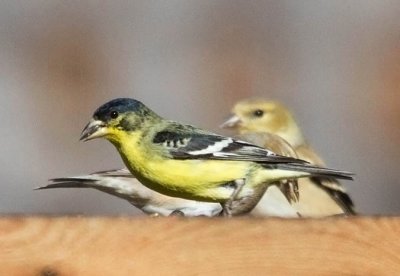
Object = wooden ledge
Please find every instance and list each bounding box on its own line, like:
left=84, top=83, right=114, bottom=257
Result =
left=0, top=216, right=399, bottom=275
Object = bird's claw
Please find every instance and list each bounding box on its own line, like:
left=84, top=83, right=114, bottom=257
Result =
left=280, top=179, right=299, bottom=203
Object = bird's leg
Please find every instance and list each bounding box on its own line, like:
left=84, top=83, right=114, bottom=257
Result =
left=223, top=179, right=245, bottom=217
left=223, top=180, right=297, bottom=217
left=227, top=185, right=268, bottom=216
left=279, top=179, right=299, bottom=203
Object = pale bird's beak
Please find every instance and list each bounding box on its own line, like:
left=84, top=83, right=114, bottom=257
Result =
left=80, top=119, right=107, bottom=141
left=219, top=115, right=242, bottom=129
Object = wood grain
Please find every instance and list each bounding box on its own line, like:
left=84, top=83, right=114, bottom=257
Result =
left=0, top=216, right=399, bottom=275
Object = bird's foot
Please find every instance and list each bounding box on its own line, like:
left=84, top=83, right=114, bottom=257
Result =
left=222, top=206, right=232, bottom=217
left=280, top=179, right=299, bottom=203
left=222, top=179, right=246, bottom=217
left=169, top=210, right=185, bottom=217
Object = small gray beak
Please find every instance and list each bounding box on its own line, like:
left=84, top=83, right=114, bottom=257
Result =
left=80, top=119, right=107, bottom=141
left=219, top=115, right=242, bottom=129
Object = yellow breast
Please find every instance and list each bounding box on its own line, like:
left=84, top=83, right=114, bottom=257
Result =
left=113, top=131, right=250, bottom=201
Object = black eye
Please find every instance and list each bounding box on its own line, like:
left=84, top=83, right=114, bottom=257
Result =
left=253, top=109, right=264, bottom=117
left=110, top=111, right=119, bottom=119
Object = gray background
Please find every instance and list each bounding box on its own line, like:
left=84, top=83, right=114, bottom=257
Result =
left=1, top=1, right=399, bottom=215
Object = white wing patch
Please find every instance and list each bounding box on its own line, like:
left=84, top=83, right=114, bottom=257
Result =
left=162, top=137, right=191, bottom=148
left=235, top=139, right=277, bottom=156
left=188, top=138, right=234, bottom=155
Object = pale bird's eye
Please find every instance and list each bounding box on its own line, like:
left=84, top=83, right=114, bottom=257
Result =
left=110, top=111, right=119, bottom=119
left=253, top=109, right=264, bottom=117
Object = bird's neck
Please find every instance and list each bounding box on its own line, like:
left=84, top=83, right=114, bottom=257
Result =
left=108, top=131, right=146, bottom=172
left=275, top=120, right=305, bottom=148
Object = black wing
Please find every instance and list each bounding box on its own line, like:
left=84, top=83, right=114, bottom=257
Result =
left=152, top=126, right=307, bottom=164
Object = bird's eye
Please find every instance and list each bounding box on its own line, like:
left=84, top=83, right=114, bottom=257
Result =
left=110, top=111, right=119, bottom=119
left=253, top=109, right=264, bottom=117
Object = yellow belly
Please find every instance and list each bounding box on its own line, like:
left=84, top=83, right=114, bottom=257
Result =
left=133, top=158, right=250, bottom=201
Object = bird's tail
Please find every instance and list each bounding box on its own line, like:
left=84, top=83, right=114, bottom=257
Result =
left=35, top=178, right=97, bottom=190
left=36, top=169, right=133, bottom=190
left=274, top=163, right=354, bottom=180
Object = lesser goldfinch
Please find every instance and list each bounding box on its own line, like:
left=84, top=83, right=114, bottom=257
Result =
left=36, top=169, right=222, bottom=217
left=80, top=98, right=353, bottom=216
left=221, top=98, right=356, bottom=216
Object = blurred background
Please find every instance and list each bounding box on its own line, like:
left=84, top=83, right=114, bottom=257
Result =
left=0, top=1, right=399, bottom=215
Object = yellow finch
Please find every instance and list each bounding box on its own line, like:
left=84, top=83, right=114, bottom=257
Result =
left=37, top=169, right=222, bottom=217
left=80, top=98, right=353, bottom=216
left=221, top=99, right=356, bottom=216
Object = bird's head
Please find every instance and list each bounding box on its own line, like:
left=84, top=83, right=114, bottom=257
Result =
left=80, top=98, right=160, bottom=143
left=220, top=99, right=304, bottom=146
left=221, top=99, right=291, bottom=133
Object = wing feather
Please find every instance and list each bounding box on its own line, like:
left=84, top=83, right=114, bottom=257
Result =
left=152, top=127, right=308, bottom=164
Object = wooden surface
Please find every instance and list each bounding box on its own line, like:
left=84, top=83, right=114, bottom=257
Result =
left=0, top=216, right=399, bottom=275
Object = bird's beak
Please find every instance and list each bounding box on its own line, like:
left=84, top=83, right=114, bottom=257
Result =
left=220, top=115, right=242, bottom=129
left=80, top=119, right=107, bottom=141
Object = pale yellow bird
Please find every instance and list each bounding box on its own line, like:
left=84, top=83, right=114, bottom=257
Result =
left=221, top=99, right=356, bottom=217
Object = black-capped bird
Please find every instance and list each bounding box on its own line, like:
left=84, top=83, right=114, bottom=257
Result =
left=79, top=98, right=353, bottom=216
left=221, top=98, right=356, bottom=216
